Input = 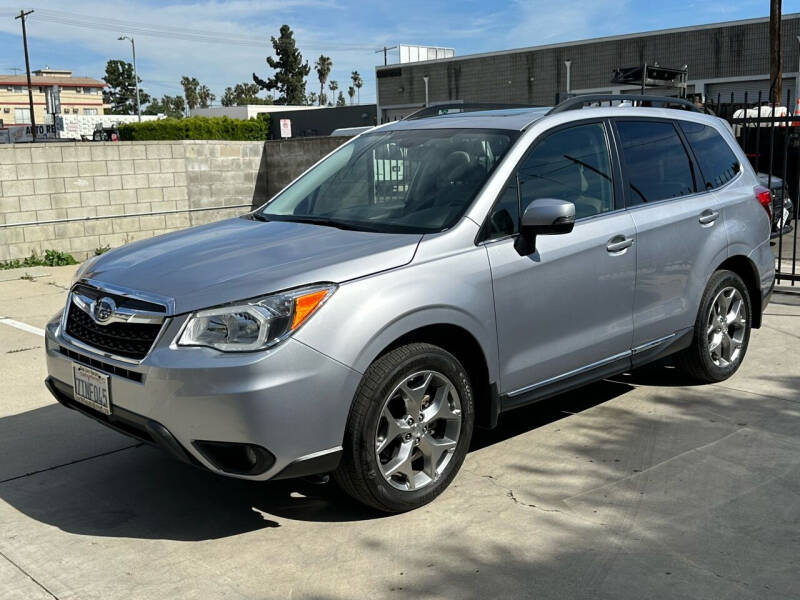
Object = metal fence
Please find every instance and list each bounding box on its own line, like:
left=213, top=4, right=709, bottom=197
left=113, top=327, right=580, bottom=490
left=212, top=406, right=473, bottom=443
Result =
left=719, top=89, right=800, bottom=286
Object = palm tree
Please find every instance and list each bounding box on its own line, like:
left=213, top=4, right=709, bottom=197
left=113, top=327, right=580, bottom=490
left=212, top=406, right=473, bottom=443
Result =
left=315, top=55, right=332, bottom=106
left=347, top=86, right=355, bottom=105
left=351, top=70, right=363, bottom=104
left=328, top=79, right=338, bottom=98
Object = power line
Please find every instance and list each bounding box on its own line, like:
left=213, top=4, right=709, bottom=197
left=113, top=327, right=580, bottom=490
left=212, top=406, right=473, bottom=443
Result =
left=24, top=8, right=375, bottom=51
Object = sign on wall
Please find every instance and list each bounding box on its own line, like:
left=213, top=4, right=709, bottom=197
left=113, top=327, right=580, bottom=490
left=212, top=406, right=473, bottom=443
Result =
left=279, top=119, right=292, bottom=138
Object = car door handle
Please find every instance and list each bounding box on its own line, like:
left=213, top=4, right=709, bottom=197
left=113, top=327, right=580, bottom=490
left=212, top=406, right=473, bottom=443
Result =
left=698, top=209, right=720, bottom=225
left=606, top=235, right=634, bottom=253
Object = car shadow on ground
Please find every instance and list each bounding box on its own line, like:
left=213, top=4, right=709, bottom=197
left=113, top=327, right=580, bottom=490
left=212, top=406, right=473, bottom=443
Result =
left=0, top=374, right=636, bottom=540
left=6, top=360, right=783, bottom=542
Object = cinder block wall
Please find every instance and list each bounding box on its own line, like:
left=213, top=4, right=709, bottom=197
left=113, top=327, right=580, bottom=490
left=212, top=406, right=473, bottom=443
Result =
left=263, top=136, right=351, bottom=198
left=0, top=140, right=268, bottom=262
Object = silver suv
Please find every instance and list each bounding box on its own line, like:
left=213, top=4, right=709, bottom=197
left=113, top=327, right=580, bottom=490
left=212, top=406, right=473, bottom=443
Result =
left=45, top=97, right=775, bottom=513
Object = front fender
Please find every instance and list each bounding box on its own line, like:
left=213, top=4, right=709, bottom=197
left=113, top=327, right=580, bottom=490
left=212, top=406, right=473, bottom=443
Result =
left=294, top=245, right=499, bottom=384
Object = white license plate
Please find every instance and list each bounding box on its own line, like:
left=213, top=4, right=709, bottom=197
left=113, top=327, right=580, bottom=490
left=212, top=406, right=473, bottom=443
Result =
left=72, top=364, right=112, bottom=415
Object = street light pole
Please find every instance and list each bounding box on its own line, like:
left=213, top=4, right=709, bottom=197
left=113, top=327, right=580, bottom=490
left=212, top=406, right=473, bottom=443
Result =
left=15, top=9, right=37, bottom=141
left=564, top=59, right=572, bottom=97
left=118, top=35, right=141, bottom=122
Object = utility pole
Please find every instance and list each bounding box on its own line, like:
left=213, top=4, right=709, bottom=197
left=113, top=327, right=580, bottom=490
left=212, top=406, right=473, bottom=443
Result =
left=374, top=45, right=397, bottom=66
left=118, top=35, right=141, bottom=121
left=769, top=0, right=782, bottom=105
left=15, top=10, right=37, bottom=141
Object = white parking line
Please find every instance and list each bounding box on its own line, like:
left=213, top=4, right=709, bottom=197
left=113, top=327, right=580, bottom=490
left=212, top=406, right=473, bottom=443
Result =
left=0, top=317, right=45, bottom=338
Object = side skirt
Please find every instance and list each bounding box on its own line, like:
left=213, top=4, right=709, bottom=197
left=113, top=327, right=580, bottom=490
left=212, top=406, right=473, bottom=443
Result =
left=498, top=328, right=694, bottom=414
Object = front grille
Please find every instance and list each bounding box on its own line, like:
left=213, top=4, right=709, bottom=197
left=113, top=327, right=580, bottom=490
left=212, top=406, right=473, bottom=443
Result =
left=65, top=302, right=163, bottom=360
left=72, top=283, right=166, bottom=313
left=59, top=346, right=143, bottom=382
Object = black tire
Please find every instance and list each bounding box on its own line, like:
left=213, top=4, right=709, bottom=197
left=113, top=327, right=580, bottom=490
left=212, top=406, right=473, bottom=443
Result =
left=674, top=270, right=752, bottom=383
left=334, top=343, right=475, bottom=513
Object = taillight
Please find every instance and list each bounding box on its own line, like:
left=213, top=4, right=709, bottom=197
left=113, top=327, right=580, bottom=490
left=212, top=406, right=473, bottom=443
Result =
left=754, top=185, right=773, bottom=222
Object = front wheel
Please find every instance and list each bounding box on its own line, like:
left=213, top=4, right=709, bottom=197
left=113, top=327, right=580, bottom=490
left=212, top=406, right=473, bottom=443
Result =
left=334, top=343, right=474, bottom=513
left=674, top=269, right=752, bottom=383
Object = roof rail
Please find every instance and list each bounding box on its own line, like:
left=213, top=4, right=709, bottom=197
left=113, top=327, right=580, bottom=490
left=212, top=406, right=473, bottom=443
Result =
left=403, top=102, right=540, bottom=120
left=547, top=94, right=702, bottom=115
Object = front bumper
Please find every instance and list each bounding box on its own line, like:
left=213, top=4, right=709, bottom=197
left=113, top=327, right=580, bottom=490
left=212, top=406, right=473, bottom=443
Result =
left=44, top=312, right=362, bottom=481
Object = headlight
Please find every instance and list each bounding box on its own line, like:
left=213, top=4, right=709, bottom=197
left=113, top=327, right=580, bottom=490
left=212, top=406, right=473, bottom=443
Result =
left=176, top=284, right=335, bottom=352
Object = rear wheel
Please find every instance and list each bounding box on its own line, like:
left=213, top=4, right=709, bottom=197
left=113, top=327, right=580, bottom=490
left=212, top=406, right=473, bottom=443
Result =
left=674, top=270, right=752, bottom=383
left=334, top=343, right=474, bottom=513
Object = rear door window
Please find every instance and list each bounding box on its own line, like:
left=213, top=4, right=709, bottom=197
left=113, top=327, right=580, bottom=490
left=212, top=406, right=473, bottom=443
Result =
left=615, top=120, right=696, bottom=205
left=678, top=121, right=741, bottom=190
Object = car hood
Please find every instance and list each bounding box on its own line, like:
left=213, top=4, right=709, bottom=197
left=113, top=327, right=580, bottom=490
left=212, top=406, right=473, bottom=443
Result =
left=82, top=217, right=422, bottom=314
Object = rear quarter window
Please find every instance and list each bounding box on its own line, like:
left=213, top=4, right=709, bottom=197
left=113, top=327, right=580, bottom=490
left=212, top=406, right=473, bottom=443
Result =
left=679, top=121, right=741, bottom=190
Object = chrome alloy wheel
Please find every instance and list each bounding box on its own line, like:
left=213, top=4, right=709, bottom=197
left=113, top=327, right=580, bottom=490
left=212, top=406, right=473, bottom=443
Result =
left=706, top=286, right=747, bottom=368
left=375, top=370, right=462, bottom=491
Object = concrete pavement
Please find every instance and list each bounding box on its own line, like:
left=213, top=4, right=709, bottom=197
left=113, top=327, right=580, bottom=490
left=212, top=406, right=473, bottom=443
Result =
left=0, top=266, right=799, bottom=599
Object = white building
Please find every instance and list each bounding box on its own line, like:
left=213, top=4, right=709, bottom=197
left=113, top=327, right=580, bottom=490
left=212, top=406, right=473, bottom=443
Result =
left=189, top=105, right=321, bottom=120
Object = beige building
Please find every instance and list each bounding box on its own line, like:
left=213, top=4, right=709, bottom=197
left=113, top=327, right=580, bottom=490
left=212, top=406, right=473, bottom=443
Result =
left=0, top=68, right=106, bottom=126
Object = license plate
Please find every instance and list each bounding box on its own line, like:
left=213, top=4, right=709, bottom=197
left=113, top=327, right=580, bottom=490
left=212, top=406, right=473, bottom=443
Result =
left=72, top=364, right=112, bottom=415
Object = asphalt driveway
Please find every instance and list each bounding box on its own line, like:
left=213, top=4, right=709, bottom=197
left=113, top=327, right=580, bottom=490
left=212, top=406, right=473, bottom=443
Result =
left=1, top=266, right=799, bottom=600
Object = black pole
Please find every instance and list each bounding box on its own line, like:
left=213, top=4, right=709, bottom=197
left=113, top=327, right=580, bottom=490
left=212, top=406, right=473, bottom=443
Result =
left=15, top=9, right=36, bottom=141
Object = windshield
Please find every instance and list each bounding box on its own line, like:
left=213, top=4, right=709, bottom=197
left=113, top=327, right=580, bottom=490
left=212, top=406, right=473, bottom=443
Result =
left=257, top=128, right=518, bottom=233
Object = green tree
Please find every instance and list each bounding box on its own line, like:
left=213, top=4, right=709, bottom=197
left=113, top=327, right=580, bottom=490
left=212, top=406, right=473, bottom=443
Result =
left=253, top=24, right=310, bottom=105
left=143, top=94, right=185, bottom=118
left=347, top=86, right=355, bottom=105
left=306, top=91, right=318, bottom=106
left=221, top=82, right=271, bottom=106
left=102, top=59, right=150, bottom=115
left=314, top=54, right=332, bottom=106
left=351, top=70, right=363, bottom=104
left=197, top=84, right=215, bottom=108
left=181, top=76, right=200, bottom=110
left=328, top=79, right=338, bottom=98
left=336, top=91, right=346, bottom=107
left=318, top=92, right=328, bottom=106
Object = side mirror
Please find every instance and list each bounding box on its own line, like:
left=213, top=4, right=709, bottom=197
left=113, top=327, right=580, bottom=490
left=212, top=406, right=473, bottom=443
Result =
left=514, top=198, right=575, bottom=256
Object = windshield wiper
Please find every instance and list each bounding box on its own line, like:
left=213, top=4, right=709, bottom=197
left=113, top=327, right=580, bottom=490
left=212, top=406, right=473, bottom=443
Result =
left=263, top=215, right=382, bottom=232
left=247, top=212, right=270, bottom=222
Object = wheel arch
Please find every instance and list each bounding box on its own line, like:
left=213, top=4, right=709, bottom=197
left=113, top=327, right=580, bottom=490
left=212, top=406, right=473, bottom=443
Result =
left=717, top=254, right=763, bottom=328
left=374, top=323, right=499, bottom=430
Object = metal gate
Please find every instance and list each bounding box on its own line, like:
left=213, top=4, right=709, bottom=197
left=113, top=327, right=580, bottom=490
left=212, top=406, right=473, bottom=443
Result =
left=722, top=89, right=800, bottom=286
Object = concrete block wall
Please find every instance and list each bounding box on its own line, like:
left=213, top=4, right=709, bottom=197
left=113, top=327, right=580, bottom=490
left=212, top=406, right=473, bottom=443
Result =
left=263, top=136, right=351, bottom=198
left=0, top=140, right=267, bottom=262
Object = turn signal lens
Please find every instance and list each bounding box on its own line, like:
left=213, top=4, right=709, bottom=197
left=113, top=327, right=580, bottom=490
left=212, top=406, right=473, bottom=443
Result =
left=177, top=284, right=336, bottom=352
left=291, top=289, right=330, bottom=330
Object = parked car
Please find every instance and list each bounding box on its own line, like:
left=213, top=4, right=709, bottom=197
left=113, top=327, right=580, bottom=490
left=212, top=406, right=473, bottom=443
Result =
left=756, top=172, right=794, bottom=239
left=92, top=126, right=119, bottom=142
left=45, top=97, right=775, bottom=513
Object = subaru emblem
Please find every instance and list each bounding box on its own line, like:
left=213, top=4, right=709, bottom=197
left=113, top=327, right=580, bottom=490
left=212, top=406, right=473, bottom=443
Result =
left=93, top=297, right=116, bottom=324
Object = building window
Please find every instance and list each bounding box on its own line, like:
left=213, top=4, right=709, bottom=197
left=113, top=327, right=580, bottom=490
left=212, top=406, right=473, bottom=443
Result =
left=3, top=108, right=10, bottom=114
left=14, top=107, right=30, bottom=123
left=72, top=108, right=79, bottom=114
left=63, top=107, right=70, bottom=114
left=75, top=87, right=83, bottom=94
left=13, top=86, right=24, bottom=93
left=83, top=108, right=98, bottom=115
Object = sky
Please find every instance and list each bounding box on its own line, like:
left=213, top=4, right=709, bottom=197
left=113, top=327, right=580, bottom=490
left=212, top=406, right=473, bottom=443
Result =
left=0, top=0, right=797, bottom=106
